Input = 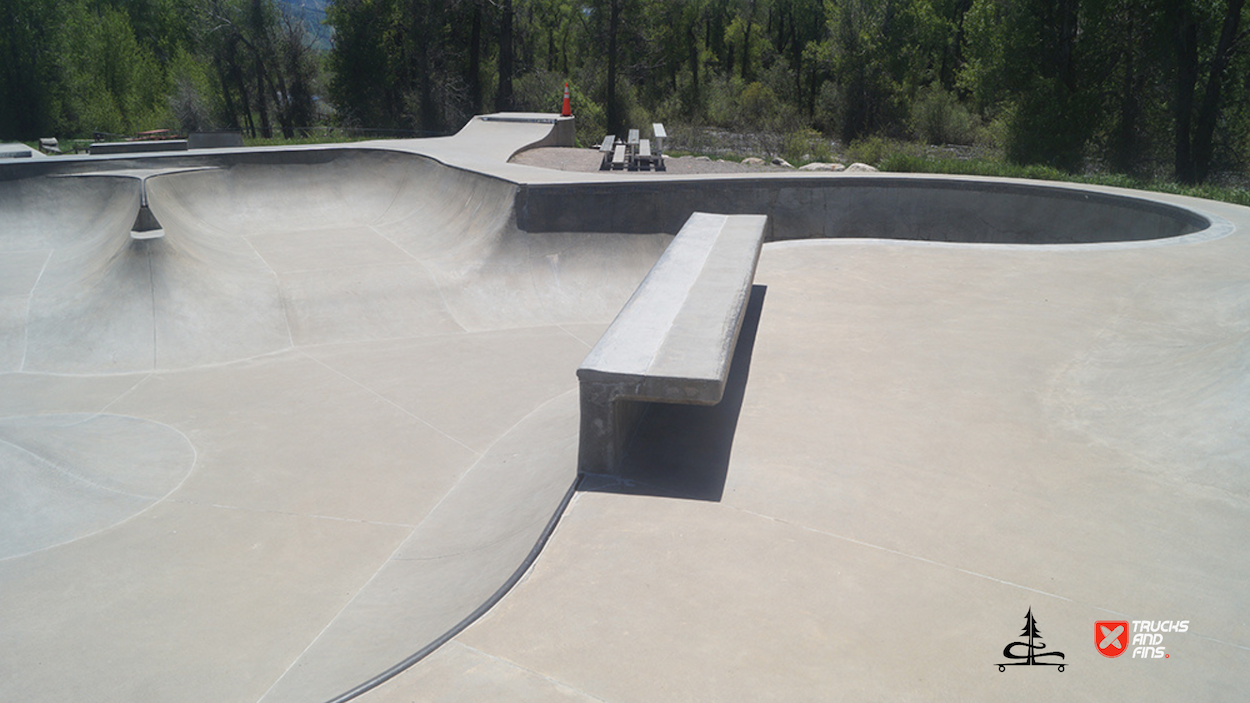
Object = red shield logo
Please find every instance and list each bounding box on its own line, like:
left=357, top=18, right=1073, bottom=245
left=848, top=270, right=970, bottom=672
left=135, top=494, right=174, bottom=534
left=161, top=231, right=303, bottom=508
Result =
left=1096, top=621, right=1129, bottom=658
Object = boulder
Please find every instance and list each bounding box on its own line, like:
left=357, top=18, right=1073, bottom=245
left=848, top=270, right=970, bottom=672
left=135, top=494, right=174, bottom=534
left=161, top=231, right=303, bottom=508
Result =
left=771, top=157, right=795, bottom=168
left=845, top=162, right=879, bottom=172
left=741, top=157, right=766, bottom=166
left=798, top=162, right=846, bottom=172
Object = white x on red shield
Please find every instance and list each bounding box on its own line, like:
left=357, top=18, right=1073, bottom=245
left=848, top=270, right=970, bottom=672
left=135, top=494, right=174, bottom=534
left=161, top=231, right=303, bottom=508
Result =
left=1096, top=621, right=1129, bottom=658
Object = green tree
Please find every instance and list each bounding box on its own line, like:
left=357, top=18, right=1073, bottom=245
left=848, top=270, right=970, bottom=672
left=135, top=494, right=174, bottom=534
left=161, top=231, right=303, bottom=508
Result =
left=325, top=0, right=395, bottom=128
left=62, top=4, right=171, bottom=135
left=0, top=0, right=68, bottom=139
left=202, top=0, right=321, bottom=137
left=822, top=0, right=945, bottom=141
left=1171, top=0, right=1249, bottom=183
left=961, top=0, right=1096, bottom=169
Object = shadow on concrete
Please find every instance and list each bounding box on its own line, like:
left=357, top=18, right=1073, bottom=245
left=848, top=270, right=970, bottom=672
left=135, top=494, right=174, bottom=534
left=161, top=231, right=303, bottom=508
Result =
left=578, top=284, right=766, bottom=502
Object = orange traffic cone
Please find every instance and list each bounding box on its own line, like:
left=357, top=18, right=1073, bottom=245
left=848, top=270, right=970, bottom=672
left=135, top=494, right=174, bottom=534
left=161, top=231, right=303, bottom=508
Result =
left=561, top=82, right=572, bottom=117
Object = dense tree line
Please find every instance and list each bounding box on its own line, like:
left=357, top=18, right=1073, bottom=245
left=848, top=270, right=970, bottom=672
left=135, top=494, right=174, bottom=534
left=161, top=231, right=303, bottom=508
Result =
left=2, top=0, right=1248, bottom=183
left=1, top=0, right=318, bottom=141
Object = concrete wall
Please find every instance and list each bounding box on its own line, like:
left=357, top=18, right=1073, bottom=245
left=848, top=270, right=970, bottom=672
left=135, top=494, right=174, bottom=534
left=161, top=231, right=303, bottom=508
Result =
left=188, top=131, right=245, bottom=149
left=2, top=144, right=1212, bottom=249
left=90, top=140, right=188, bottom=155
left=515, top=176, right=1211, bottom=244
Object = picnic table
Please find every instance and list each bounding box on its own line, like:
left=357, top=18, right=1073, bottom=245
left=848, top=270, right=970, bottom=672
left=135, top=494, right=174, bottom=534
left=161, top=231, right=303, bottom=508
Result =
left=599, top=124, right=666, bottom=172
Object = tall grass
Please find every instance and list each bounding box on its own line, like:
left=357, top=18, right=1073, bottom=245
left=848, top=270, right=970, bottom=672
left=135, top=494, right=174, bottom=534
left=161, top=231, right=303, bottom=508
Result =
left=240, top=130, right=389, bottom=147
left=880, top=152, right=1250, bottom=208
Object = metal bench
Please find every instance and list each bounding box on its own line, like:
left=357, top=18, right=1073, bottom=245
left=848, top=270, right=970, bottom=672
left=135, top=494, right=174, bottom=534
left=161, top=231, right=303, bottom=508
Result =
left=576, top=212, right=768, bottom=475
left=598, top=134, right=617, bottom=171
left=633, top=139, right=665, bottom=172
left=628, top=139, right=650, bottom=171
left=612, top=143, right=627, bottom=170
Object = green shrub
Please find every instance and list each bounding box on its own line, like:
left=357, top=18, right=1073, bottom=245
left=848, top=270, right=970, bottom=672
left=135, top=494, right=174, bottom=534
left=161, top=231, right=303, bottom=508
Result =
left=783, top=127, right=832, bottom=165
left=1002, top=83, right=1096, bottom=170
left=908, top=83, right=978, bottom=145
left=812, top=80, right=842, bottom=135
left=877, top=150, right=1250, bottom=207
left=845, top=136, right=895, bottom=166
left=739, top=82, right=779, bottom=130
left=702, top=74, right=741, bottom=127
left=980, top=111, right=1010, bottom=149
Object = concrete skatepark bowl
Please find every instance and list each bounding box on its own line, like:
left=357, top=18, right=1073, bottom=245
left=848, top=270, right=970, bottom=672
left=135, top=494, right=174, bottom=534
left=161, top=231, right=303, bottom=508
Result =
left=2, top=115, right=1248, bottom=702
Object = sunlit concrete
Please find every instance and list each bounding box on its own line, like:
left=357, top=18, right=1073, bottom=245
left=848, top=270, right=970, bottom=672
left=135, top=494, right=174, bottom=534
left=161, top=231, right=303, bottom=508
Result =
left=2, top=115, right=1247, bottom=702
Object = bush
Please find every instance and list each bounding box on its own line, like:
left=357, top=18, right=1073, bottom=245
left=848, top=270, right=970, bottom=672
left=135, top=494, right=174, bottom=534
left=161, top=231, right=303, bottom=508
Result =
left=739, top=81, right=780, bottom=130
left=876, top=149, right=1250, bottom=207
left=1002, top=82, right=1095, bottom=171
left=783, top=127, right=833, bottom=165
left=908, top=83, right=978, bottom=145
left=845, top=136, right=895, bottom=166
left=701, top=74, right=741, bottom=127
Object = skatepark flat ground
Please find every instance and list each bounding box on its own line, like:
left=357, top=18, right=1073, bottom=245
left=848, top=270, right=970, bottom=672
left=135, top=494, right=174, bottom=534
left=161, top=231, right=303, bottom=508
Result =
left=2, top=116, right=1248, bottom=701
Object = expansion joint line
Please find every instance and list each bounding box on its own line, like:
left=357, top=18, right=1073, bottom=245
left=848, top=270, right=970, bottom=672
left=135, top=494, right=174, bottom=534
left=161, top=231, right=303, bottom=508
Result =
left=454, top=641, right=613, bottom=703
left=298, top=350, right=479, bottom=456
left=17, top=249, right=54, bottom=372
left=148, top=244, right=157, bottom=369
left=731, top=505, right=1122, bottom=615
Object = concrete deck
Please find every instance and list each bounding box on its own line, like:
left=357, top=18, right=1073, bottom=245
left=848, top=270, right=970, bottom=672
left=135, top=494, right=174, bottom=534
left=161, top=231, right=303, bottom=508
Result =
left=1, top=115, right=1248, bottom=701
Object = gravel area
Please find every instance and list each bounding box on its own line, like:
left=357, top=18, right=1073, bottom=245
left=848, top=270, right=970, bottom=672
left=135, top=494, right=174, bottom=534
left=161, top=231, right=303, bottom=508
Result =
left=511, top=146, right=799, bottom=174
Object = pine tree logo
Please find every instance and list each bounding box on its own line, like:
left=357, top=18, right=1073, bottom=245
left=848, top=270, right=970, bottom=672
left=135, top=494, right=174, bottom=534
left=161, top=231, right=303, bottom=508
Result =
left=997, top=608, right=1066, bottom=671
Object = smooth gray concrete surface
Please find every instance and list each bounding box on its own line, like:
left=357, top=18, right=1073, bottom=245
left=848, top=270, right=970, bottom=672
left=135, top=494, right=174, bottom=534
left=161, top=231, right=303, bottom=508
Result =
left=577, top=212, right=766, bottom=475
left=0, top=116, right=665, bottom=703
left=1, top=143, right=38, bottom=159
left=2, top=113, right=1248, bottom=702
left=424, top=225, right=1250, bottom=701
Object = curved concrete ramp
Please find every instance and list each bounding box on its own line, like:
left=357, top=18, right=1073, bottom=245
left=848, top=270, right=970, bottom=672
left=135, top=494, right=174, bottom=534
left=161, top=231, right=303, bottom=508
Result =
left=0, top=137, right=671, bottom=702
left=9, top=149, right=670, bottom=375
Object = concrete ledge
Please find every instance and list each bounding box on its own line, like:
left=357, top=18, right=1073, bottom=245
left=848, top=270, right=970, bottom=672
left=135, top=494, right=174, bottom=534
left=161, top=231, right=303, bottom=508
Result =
left=90, top=140, right=189, bottom=155
left=491, top=114, right=575, bottom=151
left=0, top=144, right=36, bottom=159
left=188, top=131, right=244, bottom=149
left=577, top=212, right=767, bottom=474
